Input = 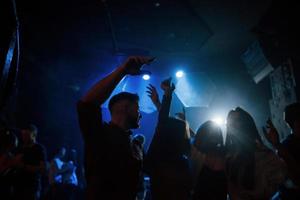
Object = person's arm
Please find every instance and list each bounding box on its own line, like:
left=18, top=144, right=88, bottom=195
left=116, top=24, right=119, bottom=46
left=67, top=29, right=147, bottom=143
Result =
left=263, top=119, right=300, bottom=185
left=276, top=144, right=300, bottom=185
left=146, top=84, right=161, bottom=111
left=158, top=77, right=175, bottom=123
left=51, top=159, right=71, bottom=175
left=77, top=56, right=154, bottom=141
left=144, top=78, right=175, bottom=173
left=81, top=56, right=154, bottom=104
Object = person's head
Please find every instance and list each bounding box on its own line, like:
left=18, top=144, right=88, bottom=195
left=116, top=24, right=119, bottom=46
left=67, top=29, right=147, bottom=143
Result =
left=226, top=107, right=261, bottom=152
left=56, top=147, right=66, bottom=159
left=194, top=120, right=224, bottom=156
left=0, top=128, right=18, bottom=152
left=109, top=92, right=141, bottom=130
left=21, top=124, right=38, bottom=145
left=284, top=102, right=300, bottom=135
left=159, top=117, right=191, bottom=157
left=226, top=107, right=259, bottom=190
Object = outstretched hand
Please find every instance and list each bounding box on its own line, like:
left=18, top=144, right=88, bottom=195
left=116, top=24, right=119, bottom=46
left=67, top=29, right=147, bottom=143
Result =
left=122, top=56, right=155, bottom=75
left=263, top=118, right=280, bottom=148
left=160, top=77, right=175, bottom=95
left=146, top=84, right=161, bottom=110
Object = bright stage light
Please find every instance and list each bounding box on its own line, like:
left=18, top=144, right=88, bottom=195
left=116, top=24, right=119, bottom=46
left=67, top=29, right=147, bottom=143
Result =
left=142, top=74, right=150, bottom=80
left=176, top=70, right=184, bottom=78
left=212, top=117, right=224, bottom=126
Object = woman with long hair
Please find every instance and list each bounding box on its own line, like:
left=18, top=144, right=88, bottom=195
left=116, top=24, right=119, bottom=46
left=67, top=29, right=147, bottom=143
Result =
left=226, top=107, right=287, bottom=200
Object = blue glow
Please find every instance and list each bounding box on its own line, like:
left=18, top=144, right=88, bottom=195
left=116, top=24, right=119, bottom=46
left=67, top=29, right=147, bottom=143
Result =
left=103, top=76, right=159, bottom=114
left=142, top=74, right=150, bottom=80
left=176, top=70, right=184, bottom=78
left=212, top=116, right=225, bottom=125
left=174, top=72, right=216, bottom=107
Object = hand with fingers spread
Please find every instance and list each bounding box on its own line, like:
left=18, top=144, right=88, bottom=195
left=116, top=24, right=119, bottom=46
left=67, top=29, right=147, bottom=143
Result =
left=122, top=56, right=155, bottom=76
left=146, top=84, right=161, bottom=110
left=160, top=77, right=175, bottom=96
left=263, top=118, right=280, bottom=148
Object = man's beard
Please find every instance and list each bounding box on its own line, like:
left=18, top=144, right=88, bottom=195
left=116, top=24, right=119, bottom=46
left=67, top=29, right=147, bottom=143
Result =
left=128, top=115, right=140, bottom=129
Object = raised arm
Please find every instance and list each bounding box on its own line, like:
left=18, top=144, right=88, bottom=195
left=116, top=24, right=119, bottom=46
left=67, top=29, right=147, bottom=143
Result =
left=78, top=56, right=154, bottom=141
left=146, top=84, right=161, bottom=111
left=158, top=77, right=175, bottom=123
left=81, top=56, right=154, bottom=105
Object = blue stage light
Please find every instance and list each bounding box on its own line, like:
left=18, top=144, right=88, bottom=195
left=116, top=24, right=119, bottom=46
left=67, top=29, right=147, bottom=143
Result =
left=142, top=74, right=150, bottom=80
left=176, top=70, right=184, bottom=78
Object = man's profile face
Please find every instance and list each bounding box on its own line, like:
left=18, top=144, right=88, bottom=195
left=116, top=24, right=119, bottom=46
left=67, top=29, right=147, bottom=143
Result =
left=127, top=101, right=141, bottom=129
left=21, top=130, right=32, bottom=143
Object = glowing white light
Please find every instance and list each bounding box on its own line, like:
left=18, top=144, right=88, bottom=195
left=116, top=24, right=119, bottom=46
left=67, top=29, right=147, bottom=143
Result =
left=142, top=74, right=150, bottom=80
left=176, top=70, right=184, bottom=78
left=212, top=117, right=224, bottom=126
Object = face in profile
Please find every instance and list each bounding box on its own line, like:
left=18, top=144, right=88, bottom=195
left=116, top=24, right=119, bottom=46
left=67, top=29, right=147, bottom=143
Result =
left=226, top=109, right=244, bottom=135
left=127, top=101, right=141, bottom=129
left=21, top=129, right=33, bottom=144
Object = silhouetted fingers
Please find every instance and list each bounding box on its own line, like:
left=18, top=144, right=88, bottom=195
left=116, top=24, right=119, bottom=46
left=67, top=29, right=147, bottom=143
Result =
left=146, top=90, right=152, bottom=95
left=148, top=84, right=156, bottom=89
left=146, top=87, right=154, bottom=93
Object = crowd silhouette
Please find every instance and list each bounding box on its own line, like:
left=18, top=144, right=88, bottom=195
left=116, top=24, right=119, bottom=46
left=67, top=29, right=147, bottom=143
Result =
left=1, top=56, right=299, bottom=200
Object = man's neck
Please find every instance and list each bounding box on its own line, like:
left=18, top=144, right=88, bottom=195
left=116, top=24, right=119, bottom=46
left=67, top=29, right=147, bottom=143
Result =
left=110, top=118, right=129, bottom=131
left=23, top=141, right=35, bottom=147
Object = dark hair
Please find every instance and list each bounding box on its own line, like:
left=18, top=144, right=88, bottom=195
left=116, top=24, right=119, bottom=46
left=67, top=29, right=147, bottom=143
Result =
left=225, top=107, right=260, bottom=190
left=158, top=117, right=191, bottom=158
left=108, top=92, right=139, bottom=113
left=22, top=124, right=38, bottom=135
left=0, top=128, right=18, bottom=152
left=194, top=120, right=224, bottom=155
left=226, top=107, right=261, bottom=147
left=284, top=102, right=300, bottom=129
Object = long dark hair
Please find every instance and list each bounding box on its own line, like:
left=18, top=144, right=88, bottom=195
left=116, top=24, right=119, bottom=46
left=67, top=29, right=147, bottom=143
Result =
left=0, top=128, right=18, bottom=153
left=225, top=107, right=261, bottom=190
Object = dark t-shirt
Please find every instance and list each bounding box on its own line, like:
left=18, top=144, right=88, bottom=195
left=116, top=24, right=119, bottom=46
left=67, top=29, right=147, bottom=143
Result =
left=15, top=143, right=46, bottom=190
left=193, top=165, right=227, bottom=200
left=282, top=134, right=300, bottom=163
left=280, top=134, right=300, bottom=199
left=77, top=101, right=142, bottom=200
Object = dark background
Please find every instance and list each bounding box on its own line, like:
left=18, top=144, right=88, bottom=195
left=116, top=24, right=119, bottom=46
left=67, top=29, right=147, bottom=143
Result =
left=1, top=0, right=299, bottom=160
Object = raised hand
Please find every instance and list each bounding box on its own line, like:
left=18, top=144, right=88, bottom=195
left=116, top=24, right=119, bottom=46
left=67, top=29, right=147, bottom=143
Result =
left=263, top=118, right=280, bottom=148
left=122, top=56, right=155, bottom=75
left=146, top=84, right=161, bottom=110
left=160, top=77, right=175, bottom=95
